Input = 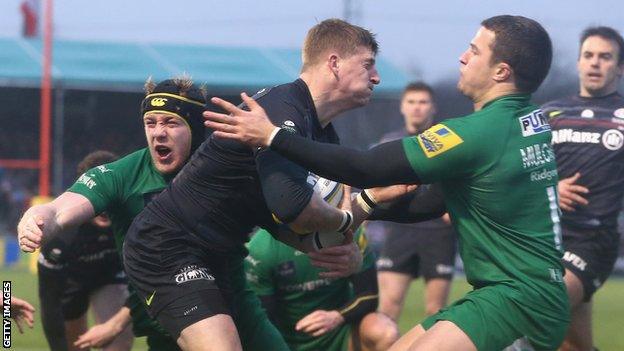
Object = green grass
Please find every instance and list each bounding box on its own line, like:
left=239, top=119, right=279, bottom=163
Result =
left=4, top=264, right=624, bottom=350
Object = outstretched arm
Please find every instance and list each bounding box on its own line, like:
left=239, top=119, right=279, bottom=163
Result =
left=204, top=93, right=421, bottom=189
left=18, top=192, right=95, bottom=252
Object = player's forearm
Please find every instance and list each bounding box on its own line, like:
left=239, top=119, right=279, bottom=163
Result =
left=289, top=195, right=346, bottom=233
left=368, top=184, right=446, bottom=223
left=105, top=307, right=132, bottom=334
left=270, top=131, right=420, bottom=188
left=19, top=205, right=63, bottom=237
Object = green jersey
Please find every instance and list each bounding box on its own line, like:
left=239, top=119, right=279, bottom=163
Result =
left=402, top=94, right=567, bottom=315
left=245, top=229, right=375, bottom=351
left=68, top=148, right=170, bottom=337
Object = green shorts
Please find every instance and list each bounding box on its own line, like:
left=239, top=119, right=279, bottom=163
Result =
left=422, top=284, right=569, bottom=351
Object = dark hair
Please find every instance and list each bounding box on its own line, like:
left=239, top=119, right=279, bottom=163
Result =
left=481, top=15, right=552, bottom=93
left=580, top=26, right=624, bottom=65
left=302, top=19, right=378, bottom=71
left=76, top=150, right=119, bottom=176
left=402, top=81, right=435, bottom=101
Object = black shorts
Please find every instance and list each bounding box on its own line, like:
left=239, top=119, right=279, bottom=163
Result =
left=37, top=255, right=127, bottom=320
left=62, top=268, right=127, bottom=320
left=123, top=215, right=236, bottom=338
left=376, top=223, right=456, bottom=280
left=561, top=224, right=621, bottom=301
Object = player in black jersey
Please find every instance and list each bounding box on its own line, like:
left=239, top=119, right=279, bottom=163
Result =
left=124, top=19, right=385, bottom=350
left=541, top=26, right=624, bottom=351
left=37, top=150, right=133, bottom=351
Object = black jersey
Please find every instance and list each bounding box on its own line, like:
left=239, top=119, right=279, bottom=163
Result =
left=542, top=92, right=624, bottom=229
left=39, top=220, right=120, bottom=278
left=136, top=79, right=339, bottom=253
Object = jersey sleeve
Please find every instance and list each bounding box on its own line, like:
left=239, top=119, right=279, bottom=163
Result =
left=245, top=230, right=276, bottom=296
left=254, top=97, right=314, bottom=223
left=401, top=120, right=480, bottom=184
left=355, top=227, right=375, bottom=272
left=67, top=163, right=123, bottom=214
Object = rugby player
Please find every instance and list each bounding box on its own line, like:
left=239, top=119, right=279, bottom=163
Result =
left=246, top=227, right=399, bottom=351
left=18, top=77, right=219, bottom=351
left=37, top=150, right=133, bottom=351
left=121, top=19, right=401, bottom=351
left=541, top=26, right=624, bottom=351
left=372, top=82, right=457, bottom=321
left=205, top=15, right=570, bottom=350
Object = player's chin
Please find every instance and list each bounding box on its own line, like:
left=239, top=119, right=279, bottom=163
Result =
left=154, top=158, right=181, bottom=175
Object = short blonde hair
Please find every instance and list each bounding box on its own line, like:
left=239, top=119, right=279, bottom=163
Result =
left=301, top=19, right=378, bottom=71
left=143, top=73, right=207, bottom=100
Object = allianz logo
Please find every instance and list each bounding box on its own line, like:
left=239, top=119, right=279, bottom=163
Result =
left=551, top=129, right=600, bottom=144
left=552, top=128, right=624, bottom=150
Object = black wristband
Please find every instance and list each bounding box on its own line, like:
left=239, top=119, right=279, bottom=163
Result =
left=360, top=190, right=377, bottom=209
left=337, top=210, right=353, bottom=233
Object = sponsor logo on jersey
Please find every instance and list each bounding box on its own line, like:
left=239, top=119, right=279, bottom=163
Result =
left=519, top=143, right=555, bottom=169
left=77, top=173, right=97, bottom=189
left=551, top=129, right=601, bottom=145
left=614, top=108, right=624, bottom=119
left=150, top=97, right=167, bottom=107
left=357, top=232, right=369, bottom=253
left=530, top=169, right=558, bottom=182
left=245, top=255, right=261, bottom=267
left=282, top=278, right=332, bottom=292
left=417, top=124, right=463, bottom=158
left=280, top=120, right=298, bottom=134
left=519, top=110, right=550, bottom=137
left=276, top=261, right=296, bottom=278
left=174, top=265, right=215, bottom=285
left=602, top=129, right=624, bottom=150
left=548, top=268, right=563, bottom=283
left=562, top=251, right=587, bottom=271
left=246, top=272, right=259, bottom=284
left=548, top=110, right=564, bottom=118
left=581, top=109, right=594, bottom=118
left=96, top=165, right=112, bottom=173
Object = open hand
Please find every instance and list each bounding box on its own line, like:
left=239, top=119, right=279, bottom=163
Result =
left=204, top=93, right=278, bottom=147
left=558, top=173, right=589, bottom=212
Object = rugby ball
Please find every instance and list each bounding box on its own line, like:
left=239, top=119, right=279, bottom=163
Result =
left=307, top=173, right=346, bottom=250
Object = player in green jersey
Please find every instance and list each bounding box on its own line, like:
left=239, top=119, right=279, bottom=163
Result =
left=246, top=227, right=398, bottom=351
left=204, top=15, right=570, bottom=351
left=17, top=76, right=206, bottom=350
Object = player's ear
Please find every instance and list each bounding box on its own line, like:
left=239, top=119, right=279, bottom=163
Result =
left=327, top=53, right=340, bottom=76
left=493, top=62, right=512, bottom=83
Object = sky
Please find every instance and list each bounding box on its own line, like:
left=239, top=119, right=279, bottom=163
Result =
left=0, top=0, right=623, bottom=83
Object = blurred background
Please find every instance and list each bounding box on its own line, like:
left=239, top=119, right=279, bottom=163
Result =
left=0, top=1, right=623, bottom=349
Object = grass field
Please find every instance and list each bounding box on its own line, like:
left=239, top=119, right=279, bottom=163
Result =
left=4, top=264, right=624, bottom=350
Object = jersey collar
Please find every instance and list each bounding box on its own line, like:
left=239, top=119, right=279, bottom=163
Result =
left=482, top=93, right=531, bottom=110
